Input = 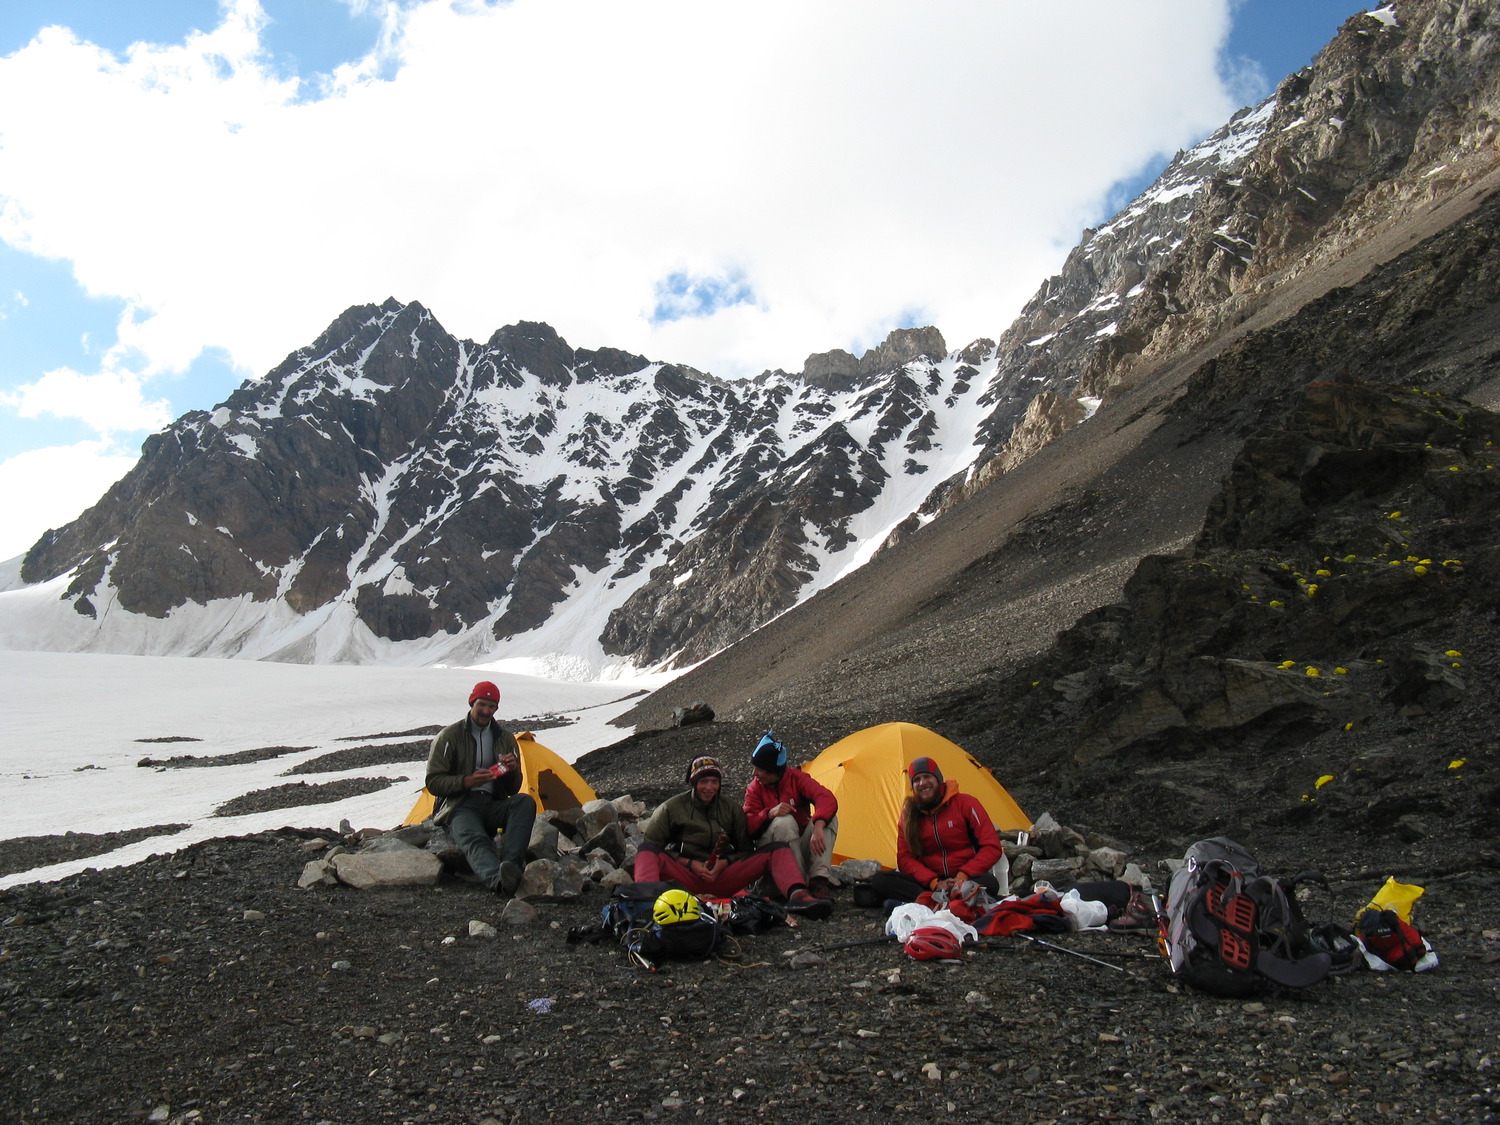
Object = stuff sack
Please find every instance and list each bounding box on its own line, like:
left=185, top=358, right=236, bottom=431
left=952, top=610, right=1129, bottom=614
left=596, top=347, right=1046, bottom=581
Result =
left=1166, top=837, right=1332, bottom=997
left=720, top=893, right=787, bottom=935
left=1355, top=908, right=1439, bottom=972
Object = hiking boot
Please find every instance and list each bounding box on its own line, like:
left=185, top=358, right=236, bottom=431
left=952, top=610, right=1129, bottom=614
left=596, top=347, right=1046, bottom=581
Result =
left=497, top=861, right=523, bottom=896
left=787, top=889, right=834, bottom=920
left=808, top=875, right=836, bottom=901
left=1107, top=888, right=1158, bottom=932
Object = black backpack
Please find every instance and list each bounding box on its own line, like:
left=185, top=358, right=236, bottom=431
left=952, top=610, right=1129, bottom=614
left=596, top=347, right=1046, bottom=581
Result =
left=1165, top=838, right=1333, bottom=996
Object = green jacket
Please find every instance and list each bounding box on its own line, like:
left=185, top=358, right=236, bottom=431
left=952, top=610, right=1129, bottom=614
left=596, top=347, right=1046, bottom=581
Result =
left=424, top=715, right=521, bottom=827
left=642, top=789, right=752, bottom=862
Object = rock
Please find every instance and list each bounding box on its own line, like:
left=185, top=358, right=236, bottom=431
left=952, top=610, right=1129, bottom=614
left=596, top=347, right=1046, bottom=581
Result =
left=835, top=859, right=881, bottom=881
left=517, top=858, right=562, bottom=896
left=578, top=851, right=618, bottom=881
left=580, top=821, right=626, bottom=867
left=1121, top=862, right=1151, bottom=889
left=382, top=825, right=431, bottom=848
left=300, top=838, right=330, bottom=853
left=1030, top=857, right=1081, bottom=885
left=788, top=950, right=825, bottom=969
left=330, top=849, right=442, bottom=889
left=331, top=960, right=352, bottom=971
left=1086, top=846, right=1129, bottom=878
left=610, top=794, right=648, bottom=819
left=501, top=899, right=539, bottom=926
left=671, top=701, right=715, bottom=728
left=599, top=867, right=634, bottom=893
left=1030, top=812, right=1075, bottom=859
left=528, top=819, right=561, bottom=863
left=242, top=909, right=265, bottom=923
left=358, top=835, right=423, bottom=855
left=468, top=920, right=499, bottom=939
left=515, top=859, right=587, bottom=901
left=576, top=801, right=619, bottom=842
left=297, top=859, right=338, bottom=889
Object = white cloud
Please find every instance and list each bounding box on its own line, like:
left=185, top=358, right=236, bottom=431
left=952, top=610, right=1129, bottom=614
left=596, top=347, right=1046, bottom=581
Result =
left=1, top=364, right=173, bottom=434
left=0, top=0, right=1240, bottom=541
left=0, top=440, right=139, bottom=562
left=0, top=0, right=1238, bottom=373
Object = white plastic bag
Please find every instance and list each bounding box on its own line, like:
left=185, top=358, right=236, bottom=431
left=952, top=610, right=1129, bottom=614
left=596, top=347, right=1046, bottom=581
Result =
left=1058, top=889, right=1108, bottom=931
left=886, top=903, right=977, bottom=944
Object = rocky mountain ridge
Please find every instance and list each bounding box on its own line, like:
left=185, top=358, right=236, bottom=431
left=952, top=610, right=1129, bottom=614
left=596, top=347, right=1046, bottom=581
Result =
left=6, top=0, right=1498, bottom=686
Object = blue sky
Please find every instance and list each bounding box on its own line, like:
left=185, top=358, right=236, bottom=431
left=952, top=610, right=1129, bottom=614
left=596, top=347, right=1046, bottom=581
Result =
left=0, top=0, right=1376, bottom=562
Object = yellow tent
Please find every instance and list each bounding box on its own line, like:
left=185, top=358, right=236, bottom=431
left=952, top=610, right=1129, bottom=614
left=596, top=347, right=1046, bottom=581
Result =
left=802, top=722, right=1029, bottom=869
left=402, top=731, right=597, bottom=825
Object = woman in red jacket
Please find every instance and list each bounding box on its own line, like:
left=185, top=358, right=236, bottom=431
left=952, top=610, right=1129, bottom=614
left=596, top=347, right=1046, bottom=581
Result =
left=871, top=757, right=1005, bottom=905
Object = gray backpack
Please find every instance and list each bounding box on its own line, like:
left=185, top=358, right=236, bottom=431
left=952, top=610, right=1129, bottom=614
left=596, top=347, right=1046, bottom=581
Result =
left=1166, top=838, right=1332, bottom=997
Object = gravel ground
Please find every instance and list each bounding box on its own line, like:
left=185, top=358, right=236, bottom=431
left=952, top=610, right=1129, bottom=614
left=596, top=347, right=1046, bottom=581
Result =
left=1, top=801, right=1496, bottom=1125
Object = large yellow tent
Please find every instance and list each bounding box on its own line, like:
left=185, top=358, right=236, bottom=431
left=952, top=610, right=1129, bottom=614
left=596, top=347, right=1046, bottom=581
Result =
left=402, top=731, right=596, bottom=825
left=802, top=722, right=1029, bottom=869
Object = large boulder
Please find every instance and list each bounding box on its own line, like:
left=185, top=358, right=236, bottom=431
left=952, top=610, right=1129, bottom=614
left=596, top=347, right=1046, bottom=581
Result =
left=331, top=848, right=443, bottom=889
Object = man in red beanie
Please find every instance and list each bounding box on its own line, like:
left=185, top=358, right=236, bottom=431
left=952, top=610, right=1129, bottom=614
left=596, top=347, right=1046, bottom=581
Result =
left=423, top=681, right=535, bottom=895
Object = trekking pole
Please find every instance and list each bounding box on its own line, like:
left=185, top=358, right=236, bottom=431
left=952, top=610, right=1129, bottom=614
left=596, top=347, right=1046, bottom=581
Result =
left=1013, top=933, right=1128, bottom=973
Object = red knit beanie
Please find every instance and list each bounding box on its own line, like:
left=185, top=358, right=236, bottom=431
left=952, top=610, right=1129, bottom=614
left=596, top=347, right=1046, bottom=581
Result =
left=469, top=681, right=501, bottom=705
left=908, top=757, right=944, bottom=785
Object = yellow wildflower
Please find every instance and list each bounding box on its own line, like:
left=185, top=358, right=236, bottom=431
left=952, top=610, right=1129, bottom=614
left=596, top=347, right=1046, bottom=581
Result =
left=1315, top=775, right=1334, bottom=789
left=1305, top=666, right=1321, bottom=678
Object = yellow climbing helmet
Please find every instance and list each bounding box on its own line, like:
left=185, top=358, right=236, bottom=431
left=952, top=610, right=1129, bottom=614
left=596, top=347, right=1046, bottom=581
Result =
left=653, top=888, right=702, bottom=926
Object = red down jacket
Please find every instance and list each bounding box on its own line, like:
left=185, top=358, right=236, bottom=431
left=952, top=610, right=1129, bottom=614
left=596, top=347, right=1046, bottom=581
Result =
left=896, top=781, right=1005, bottom=889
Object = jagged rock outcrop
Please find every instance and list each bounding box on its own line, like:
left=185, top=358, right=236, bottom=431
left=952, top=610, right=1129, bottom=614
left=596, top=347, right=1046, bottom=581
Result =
left=988, top=381, right=1500, bottom=763
left=943, top=0, right=1500, bottom=511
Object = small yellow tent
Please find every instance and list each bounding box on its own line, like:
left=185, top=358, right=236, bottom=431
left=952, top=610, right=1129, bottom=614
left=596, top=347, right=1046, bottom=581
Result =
left=402, top=731, right=596, bottom=825
left=802, top=722, right=1029, bottom=869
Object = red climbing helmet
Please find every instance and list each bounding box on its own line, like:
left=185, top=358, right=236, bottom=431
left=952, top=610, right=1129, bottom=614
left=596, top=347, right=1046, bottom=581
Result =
left=905, top=926, right=963, bottom=961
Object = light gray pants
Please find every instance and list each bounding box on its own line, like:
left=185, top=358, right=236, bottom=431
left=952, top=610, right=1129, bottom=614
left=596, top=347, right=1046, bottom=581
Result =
left=760, top=814, right=838, bottom=882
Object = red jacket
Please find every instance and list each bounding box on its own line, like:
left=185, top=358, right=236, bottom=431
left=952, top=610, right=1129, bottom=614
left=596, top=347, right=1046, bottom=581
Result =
left=743, top=766, right=838, bottom=837
left=897, top=781, right=1004, bottom=888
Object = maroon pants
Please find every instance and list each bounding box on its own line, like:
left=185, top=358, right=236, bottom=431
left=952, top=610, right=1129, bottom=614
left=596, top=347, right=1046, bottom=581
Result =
left=634, top=842, right=803, bottom=898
